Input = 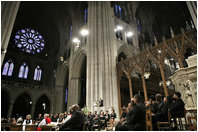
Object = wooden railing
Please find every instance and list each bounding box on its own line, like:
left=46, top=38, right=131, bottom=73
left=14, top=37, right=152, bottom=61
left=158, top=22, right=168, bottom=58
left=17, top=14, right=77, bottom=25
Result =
left=116, top=28, right=197, bottom=115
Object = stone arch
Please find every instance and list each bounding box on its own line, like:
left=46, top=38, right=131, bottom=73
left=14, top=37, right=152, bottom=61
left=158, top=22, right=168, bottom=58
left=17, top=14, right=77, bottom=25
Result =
left=34, top=94, right=51, bottom=118
left=12, top=93, right=32, bottom=118
left=12, top=90, right=34, bottom=103
left=1, top=90, right=10, bottom=118
left=117, top=44, right=133, bottom=59
left=67, top=49, right=87, bottom=108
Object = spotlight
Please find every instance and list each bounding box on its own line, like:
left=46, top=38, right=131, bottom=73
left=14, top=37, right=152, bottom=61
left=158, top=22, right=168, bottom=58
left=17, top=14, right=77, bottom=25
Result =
left=158, top=50, right=162, bottom=54
left=73, top=38, right=80, bottom=43
left=127, top=32, right=133, bottom=37
left=80, top=29, right=89, bottom=36
left=117, top=26, right=123, bottom=30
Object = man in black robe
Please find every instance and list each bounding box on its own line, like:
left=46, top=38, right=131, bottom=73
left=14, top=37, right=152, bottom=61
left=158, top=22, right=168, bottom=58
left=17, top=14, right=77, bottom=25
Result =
left=59, top=104, right=85, bottom=131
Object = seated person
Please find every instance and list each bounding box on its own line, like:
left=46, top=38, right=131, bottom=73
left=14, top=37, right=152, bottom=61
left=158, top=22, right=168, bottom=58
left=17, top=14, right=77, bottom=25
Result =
left=152, top=94, right=168, bottom=130
left=146, top=95, right=158, bottom=114
left=124, top=94, right=146, bottom=131
left=86, top=112, right=93, bottom=131
left=22, top=114, right=32, bottom=131
left=63, top=107, right=73, bottom=123
left=16, top=117, right=23, bottom=124
left=99, top=112, right=105, bottom=129
left=121, top=107, right=127, bottom=119
left=11, top=118, right=16, bottom=125
left=35, top=114, right=43, bottom=125
left=104, top=110, right=110, bottom=127
left=170, top=92, right=185, bottom=130
left=37, top=114, right=51, bottom=131
left=92, top=111, right=98, bottom=118
left=64, top=112, right=67, bottom=119
left=170, top=92, right=185, bottom=118
left=110, top=109, right=116, bottom=126
left=59, top=104, right=84, bottom=131
left=152, top=94, right=168, bottom=122
left=92, top=115, right=101, bottom=131
left=57, top=113, right=64, bottom=126
left=115, top=116, right=127, bottom=131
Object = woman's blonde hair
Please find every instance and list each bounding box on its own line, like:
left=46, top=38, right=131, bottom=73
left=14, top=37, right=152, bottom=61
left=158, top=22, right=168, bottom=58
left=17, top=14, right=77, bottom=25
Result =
left=26, top=114, right=31, bottom=119
left=59, top=113, right=64, bottom=118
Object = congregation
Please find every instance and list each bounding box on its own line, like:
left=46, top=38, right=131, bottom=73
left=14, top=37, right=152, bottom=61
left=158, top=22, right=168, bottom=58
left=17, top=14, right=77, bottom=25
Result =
left=1, top=91, right=188, bottom=131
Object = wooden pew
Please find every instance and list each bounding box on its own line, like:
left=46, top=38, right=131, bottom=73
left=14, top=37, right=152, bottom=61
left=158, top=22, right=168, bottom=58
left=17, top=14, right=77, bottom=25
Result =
left=146, top=109, right=153, bottom=131
left=41, top=125, right=53, bottom=131
left=157, top=109, right=171, bottom=130
left=10, top=125, right=22, bottom=131
left=188, top=116, right=197, bottom=131
left=25, top=125, right=38, bottom=131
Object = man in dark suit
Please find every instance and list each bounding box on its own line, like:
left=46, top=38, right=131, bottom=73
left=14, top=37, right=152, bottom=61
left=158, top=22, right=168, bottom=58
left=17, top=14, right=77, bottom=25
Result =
left=92, top=115, right=101, bottom=131
left=99, top=98, right=103, bottom=107
left=152, top=94, right=168, bottom=122
left=169, top=92, right=185, bottom=130
left=170, top=92, right=185, bottom=118
left=59, top=104, right=85, bottom=131
left=125, top=94, right=146, bottom=131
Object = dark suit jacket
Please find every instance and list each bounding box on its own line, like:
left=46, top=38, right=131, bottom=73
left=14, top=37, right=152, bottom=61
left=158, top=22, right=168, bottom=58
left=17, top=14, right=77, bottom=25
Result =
left=59, top=110, right=85, bottom=131
left=126, top=103, right=146, bottom=131
left=155, top=101, right=168, bottom=122
left=170, top=98, right=185, bottom=117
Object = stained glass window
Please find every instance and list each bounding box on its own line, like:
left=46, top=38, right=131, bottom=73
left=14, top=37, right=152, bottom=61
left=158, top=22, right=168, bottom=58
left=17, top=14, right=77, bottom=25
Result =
left=8, top=63, right=14, bottom=76
left=84, top=8, right=88, bottom=24
left=18, top=63, right=28, bottom=79
left=2, top=62, right=9, bottom=76
left=70, top=25, right=72, bottom=39
left=2, top=60, right=14, bottom=76
left=34, top=66, right=42, bottom=81
left=14, top=28, right=45, bottom=54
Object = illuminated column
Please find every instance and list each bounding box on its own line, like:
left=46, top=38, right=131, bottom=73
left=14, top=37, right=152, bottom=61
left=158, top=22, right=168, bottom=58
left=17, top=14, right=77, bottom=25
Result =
left=186, top=1, right=197, bottom=29
left=1, top=1, right=20, bottom=66
left=87, top=2, right=119, bottom=116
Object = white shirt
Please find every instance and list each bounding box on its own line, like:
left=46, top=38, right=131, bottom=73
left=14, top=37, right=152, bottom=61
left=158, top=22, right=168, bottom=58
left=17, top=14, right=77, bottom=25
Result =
left=38, top=119, right=47, bottom=127
left=63, top=115, right=71, bottom=123
left=22, top=120, right=32, bottom=131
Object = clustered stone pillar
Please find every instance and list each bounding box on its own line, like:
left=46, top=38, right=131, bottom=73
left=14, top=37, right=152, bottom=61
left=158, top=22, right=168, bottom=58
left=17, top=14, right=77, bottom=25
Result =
left=186, top=1, right=197, bottom=29
left=31, top=102, right=36, bottom=119
left=7, top=101, right=14, bottom=118
left=55, top=85, right=65, bottom=113
left=1, top=1, right=20, bottom=66
left=86, top=2, right=119, bottom=115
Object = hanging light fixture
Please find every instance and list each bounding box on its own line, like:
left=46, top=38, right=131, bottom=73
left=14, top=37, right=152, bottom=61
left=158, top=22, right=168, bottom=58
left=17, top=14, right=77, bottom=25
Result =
left=144, top=72, right=150, bottom=79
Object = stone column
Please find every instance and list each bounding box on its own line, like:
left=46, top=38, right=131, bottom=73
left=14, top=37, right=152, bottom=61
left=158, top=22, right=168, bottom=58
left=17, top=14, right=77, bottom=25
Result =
left=31, top=102, right=36, bottom=119
left=7, top=101, right=14, bottom=118
left=186, top=1, right=197, bottom=29
left=87, top=2, right=119, bottom=117
left=68, top=77, right=81, bottom=107
left=125, top=2, right=140, bottom=55
left=55, top=85, right=65, bottom=113
left=1, top=1, right=20, bottom=66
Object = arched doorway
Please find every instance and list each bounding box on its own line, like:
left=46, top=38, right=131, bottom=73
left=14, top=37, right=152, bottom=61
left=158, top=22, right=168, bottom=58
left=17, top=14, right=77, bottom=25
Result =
left=79, top=56, right=87, bottom=108
left=34, top=95, right=50, bottom=118
left=1, top=91, right=10, bottom=118
left=12, top=93, right=32, bottom=118
left=118, top=52, right=127, bottom=62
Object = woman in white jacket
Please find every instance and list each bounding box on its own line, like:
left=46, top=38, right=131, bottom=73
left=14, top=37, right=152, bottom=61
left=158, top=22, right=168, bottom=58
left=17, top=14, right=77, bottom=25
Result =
left=22, top=114, right=32, bottom=131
